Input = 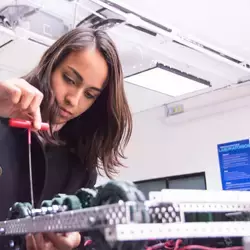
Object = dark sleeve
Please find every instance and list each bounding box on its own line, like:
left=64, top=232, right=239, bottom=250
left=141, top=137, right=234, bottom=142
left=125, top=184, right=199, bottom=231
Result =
left=0, top=118, right=24, bottom=218
left=0, top=117, right=10, bottom=128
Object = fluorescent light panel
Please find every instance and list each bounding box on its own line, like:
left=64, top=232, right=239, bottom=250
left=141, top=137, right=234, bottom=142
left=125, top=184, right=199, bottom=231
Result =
left=125, top=67, right=209, bottom=96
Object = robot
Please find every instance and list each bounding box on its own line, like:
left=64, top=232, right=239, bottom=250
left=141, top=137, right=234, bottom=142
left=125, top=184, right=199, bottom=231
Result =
left=1, top=179, right=250, bottom=250
left=2, top=119, right=250, bottom=250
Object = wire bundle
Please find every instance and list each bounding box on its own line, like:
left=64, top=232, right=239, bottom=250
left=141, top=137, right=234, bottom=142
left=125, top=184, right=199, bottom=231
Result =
left=146, top=239, right=244, bottom=250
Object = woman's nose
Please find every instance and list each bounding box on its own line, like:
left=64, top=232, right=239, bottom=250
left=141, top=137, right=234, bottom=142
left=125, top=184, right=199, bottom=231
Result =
left=65, top=91, right=82, bottom=107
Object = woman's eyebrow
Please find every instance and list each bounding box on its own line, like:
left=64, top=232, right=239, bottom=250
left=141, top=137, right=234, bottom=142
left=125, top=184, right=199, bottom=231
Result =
left=68, top=66, right=83, bottom=82
left=90, top=87, right=102, bottom=92
left=67, top=66, right=102, bottom=92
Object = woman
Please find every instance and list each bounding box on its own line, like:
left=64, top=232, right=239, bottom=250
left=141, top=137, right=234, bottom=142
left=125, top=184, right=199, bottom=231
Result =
left=0, top=27, right=132, bottom=249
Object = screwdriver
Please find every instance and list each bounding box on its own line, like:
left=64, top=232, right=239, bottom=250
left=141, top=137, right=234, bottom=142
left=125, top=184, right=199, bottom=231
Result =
left=9, top=118, right=49, bottom=208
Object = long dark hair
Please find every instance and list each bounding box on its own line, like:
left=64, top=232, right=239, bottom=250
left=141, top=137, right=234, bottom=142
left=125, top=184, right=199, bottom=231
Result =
left=23, top=27, right=133, bottom=178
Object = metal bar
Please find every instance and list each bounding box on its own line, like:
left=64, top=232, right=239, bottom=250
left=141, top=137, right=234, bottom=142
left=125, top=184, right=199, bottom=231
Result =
left=105, top=222, right=250, bottom=242
left=149, top=189, right=250, bottom=203
left=1, top=199, right=250, bottom=237
left=179, top=202, right=250, bottom=212
left=28, top=128, right=34, bottom=208
left=0, top=202, right=148, bottom=236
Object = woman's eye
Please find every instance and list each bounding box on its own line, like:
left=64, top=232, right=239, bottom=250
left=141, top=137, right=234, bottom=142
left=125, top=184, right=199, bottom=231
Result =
left=63, top=74, right=75, bottom=85
left=85, top=92, right=95, bottom=99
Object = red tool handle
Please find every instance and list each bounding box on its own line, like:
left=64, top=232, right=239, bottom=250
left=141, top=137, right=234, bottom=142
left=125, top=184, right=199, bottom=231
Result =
left=9, top=118, right=49, bottom=131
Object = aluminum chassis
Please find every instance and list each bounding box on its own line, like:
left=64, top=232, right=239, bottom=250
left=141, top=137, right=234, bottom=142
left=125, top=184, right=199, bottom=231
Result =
left=1, top=189, right=250, bottom=243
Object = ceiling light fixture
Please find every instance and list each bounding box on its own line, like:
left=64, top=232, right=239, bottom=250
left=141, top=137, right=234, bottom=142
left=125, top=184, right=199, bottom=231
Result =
left=125, top=63, right=211, bottom=97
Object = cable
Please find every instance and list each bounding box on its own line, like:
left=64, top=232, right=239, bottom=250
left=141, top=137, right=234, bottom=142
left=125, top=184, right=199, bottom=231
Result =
left=146, top=239, right=175, bottom=250
left=174, top=239, right=183, bottom=250
left=180, top=246, right=243, bottom=250
left=146, top=239, right=244, bottom=250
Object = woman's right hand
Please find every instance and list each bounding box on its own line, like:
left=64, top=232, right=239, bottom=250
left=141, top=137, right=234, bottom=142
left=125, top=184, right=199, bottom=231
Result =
left=0, top=78, right=44, bottom=130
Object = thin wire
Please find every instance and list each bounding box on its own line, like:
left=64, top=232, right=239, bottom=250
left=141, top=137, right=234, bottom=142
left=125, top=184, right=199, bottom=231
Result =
left=28, top=128, right=34, bottom=208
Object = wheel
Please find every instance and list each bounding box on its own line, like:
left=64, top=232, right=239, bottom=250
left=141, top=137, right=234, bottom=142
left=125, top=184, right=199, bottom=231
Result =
left=51, top=193, right=68, bottom=206
left=75, top=188, right=97, bottom=208
left=91, top=180, right=146, bottom=206
left=7, top=202, right=32, bottom=250
left=88, top=181, right=148, bottom=250
left=43, top=193, right=82, bottom=211
left=7, top=202, right=32, bottom=219
left=62, top=195, right=82, bottom=210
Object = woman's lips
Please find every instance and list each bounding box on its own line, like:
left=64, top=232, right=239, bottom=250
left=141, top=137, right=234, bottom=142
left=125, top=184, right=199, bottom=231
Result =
left=59, top=107, right=72, bottom=118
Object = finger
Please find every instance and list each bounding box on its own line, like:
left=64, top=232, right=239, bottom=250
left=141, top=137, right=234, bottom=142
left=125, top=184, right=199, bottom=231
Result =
left=28, top=90, right=44, bottom=115
left=32, top=106, right=42, bottom=130
left=29, top=91, right=43, bottom=130
left=18, top=90, right=35, bottom=110
left=45, top=232, right=81, bottom=250
left=34, top=233, right=46, bottom=250
left=37, top=234, right=57, bottom=250
left=9, top=109, right=32, bottom=121
left=15, top=79, right=41, bottom=110
left=0, top=80, right=22, bottom=104
left=25, top=234, right=37, bottom=250
left=10, top=86, right=22, bottom=104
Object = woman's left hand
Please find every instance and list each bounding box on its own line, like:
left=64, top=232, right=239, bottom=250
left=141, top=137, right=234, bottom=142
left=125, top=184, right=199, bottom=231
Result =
left=25, top=232, right=81, bottom=250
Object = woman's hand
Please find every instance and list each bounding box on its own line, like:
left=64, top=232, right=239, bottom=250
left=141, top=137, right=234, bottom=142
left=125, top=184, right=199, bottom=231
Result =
left=25, top=232, right=81, bottom=250
left=0, top=78, right=44, bottom=130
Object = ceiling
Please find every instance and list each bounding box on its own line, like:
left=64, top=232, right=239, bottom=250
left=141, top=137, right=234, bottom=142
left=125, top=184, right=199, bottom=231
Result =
left=117, top=0, right=250, bottom=62
left=0, top=0, right=249, bottom=113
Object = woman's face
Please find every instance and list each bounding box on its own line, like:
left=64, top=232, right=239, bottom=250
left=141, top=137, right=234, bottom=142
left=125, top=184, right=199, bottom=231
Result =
left=51, top=48, right=108, bottom=124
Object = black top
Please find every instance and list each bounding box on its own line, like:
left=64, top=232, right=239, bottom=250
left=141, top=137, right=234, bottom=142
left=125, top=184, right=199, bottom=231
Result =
left=0, top=118, right=97, bottom=249
left=42, top=145, right=71, bottom=200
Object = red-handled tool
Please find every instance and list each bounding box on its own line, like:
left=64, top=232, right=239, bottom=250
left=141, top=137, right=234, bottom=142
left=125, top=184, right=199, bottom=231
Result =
left=9, top=119, right=49, bottom=130
left=9, top=119, right=49, bottom=208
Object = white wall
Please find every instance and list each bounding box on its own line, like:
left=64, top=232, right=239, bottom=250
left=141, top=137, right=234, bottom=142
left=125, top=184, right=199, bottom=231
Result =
left=97, top=82, right=250, bottom=190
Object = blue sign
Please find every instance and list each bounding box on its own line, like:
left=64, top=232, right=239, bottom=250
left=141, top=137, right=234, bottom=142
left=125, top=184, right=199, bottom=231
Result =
left=217, top=139, right=250, bottom=191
